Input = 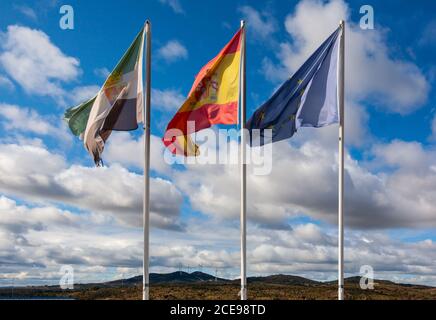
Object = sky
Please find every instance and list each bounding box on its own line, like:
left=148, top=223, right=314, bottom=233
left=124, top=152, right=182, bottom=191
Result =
left=0, top=0, right=436, bottom=288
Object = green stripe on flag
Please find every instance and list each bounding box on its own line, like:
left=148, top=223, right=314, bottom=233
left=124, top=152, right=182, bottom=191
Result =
left=64, top=96, right=96, bottom=136
left=112, top=28, right=144, bottom=76
left=64, top=26, right=144, bottom=138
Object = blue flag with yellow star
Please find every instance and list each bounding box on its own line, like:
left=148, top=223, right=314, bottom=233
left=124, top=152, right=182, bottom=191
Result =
left=247, top=27, right=341, bottom=146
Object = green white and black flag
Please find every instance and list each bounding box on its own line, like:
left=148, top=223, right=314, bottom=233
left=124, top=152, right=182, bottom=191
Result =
left=64, top=27, right=145, bottom=165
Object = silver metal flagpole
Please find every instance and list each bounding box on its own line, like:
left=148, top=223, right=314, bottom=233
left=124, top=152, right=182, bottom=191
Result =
left=239, top=19, right=247, bottom=301
left=143, top=20, right=152, bottom=301
left=338, top=20, right=345, bottom=301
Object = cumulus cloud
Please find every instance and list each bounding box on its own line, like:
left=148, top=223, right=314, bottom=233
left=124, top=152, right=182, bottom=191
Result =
left=0, top=104, right=70, bottom=142
left=130, top=221, right=436, bottom=285
left=0, top=195, right=146, bottom=285
left=0, top=25, right=80, bottom=97
left=238, top=5, right=277, bottom=40
left=157, top=40, right=188, bottom=63
left=246, top=224, right=436, bottom=285
left=262, top=0, right=429, bottom=114
left=152, top=88, right=185, bottom=111
left=68, top=85, right=100, bottom=105
left=1, top=0, right=435, bottom=288
left=105, top=132, right=171, bottom=175
left=372, top=140, right=435, bottom=172
left=1, top=193, right=436, bottom=286
left=151, top=221, right=436, bottom=285
left=171, top=136, right=436, bottom=230
left=0, top=143, right=183, bottom=230
left=0, top=196, right=80, bottom=235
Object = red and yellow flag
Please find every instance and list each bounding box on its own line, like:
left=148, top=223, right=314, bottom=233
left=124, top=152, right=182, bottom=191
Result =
left=163, top=29, right=243, bottom=156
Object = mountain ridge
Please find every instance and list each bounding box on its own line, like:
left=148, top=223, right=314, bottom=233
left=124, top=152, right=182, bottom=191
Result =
left=2, top=271, right=434, bottom=290
left=99, top=271, right=435, bottom=288
left=1, top=271, right=435, bottom=300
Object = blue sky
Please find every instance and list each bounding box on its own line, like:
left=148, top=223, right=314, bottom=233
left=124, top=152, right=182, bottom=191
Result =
left=0, top=0, right=436, bottom=289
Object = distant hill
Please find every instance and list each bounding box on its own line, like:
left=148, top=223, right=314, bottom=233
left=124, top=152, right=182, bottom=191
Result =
left=100, top=272, right=434, bottom=289
left=246, top=274, right=320, bottom=286
left=103, top=272, right=325, bottom=287
left=105, top=271, right=228, bottom=287
left=326, top=276, right=433, bottom=289
left=1, top=271, right=435, bottom=300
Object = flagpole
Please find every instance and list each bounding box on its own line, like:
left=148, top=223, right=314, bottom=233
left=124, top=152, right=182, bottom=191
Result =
left=143, top=20, right=151, bottom=301
left=239, top=19, right=247, bottom=301
left=338, top=20, right=345, bottom=301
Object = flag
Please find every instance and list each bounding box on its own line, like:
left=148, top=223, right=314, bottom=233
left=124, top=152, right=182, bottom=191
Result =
left=64, top=27, right=145, bottom=165
left=163, top=29, right=243, bottom=156
left=246, top=27, right=341, bottom=145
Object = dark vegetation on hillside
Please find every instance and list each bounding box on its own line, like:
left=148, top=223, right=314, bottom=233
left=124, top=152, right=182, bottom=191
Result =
left=1, top=272, right=435, bottom=300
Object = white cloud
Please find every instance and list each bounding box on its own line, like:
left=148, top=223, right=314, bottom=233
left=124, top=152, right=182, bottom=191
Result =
left=263, top=0, right=429, bottom=114
left=133, top=220, right=436, bottom=285
left=56, top=165, right=184, bottom=229
left=159, top=0, right=185, bottom=14
left=372, top=140, right=434, bottom=172
left=0, top=196, right=80, bottom=234
left=0, top=25, right=81, bottom=97
left=261, top=57, right=290, bottom=83
left=2, top=206, right=436, bottom=286
left=0, top=103, right=71, bottom=142
left=93, top=67, right=110, bottom=79
left=104, top=132, right=144, bottom=169
left=105, top=132, right=171, bottom=175
left=246, top=225, right=436, bottom=285
left=0, top=143, right=183, bottom=230
left=238, top=5, right=277, bottom=40
left=15, top=5, right=38, bottom=21
left=0, top=194, right=145, bottom=285
left=1, top=0, right=435, bottom=288
left=158, top=40, right=188, bottom=63
left=0, top=75, right=14, bottom=91
left=0, top=134, right=45, bottom=148
left=172, top=136, right=436, bottom=230
left=68, top=85, right=100, bottom=105
left=1, top=192, right=436, bottom=286
left=152, top=88, right=185, bottom=111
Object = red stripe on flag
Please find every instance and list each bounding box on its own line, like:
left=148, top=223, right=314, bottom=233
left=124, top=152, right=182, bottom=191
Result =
left=187, top=30, right=242, bottom=97
left=165, top=101, right=238, bottom=135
